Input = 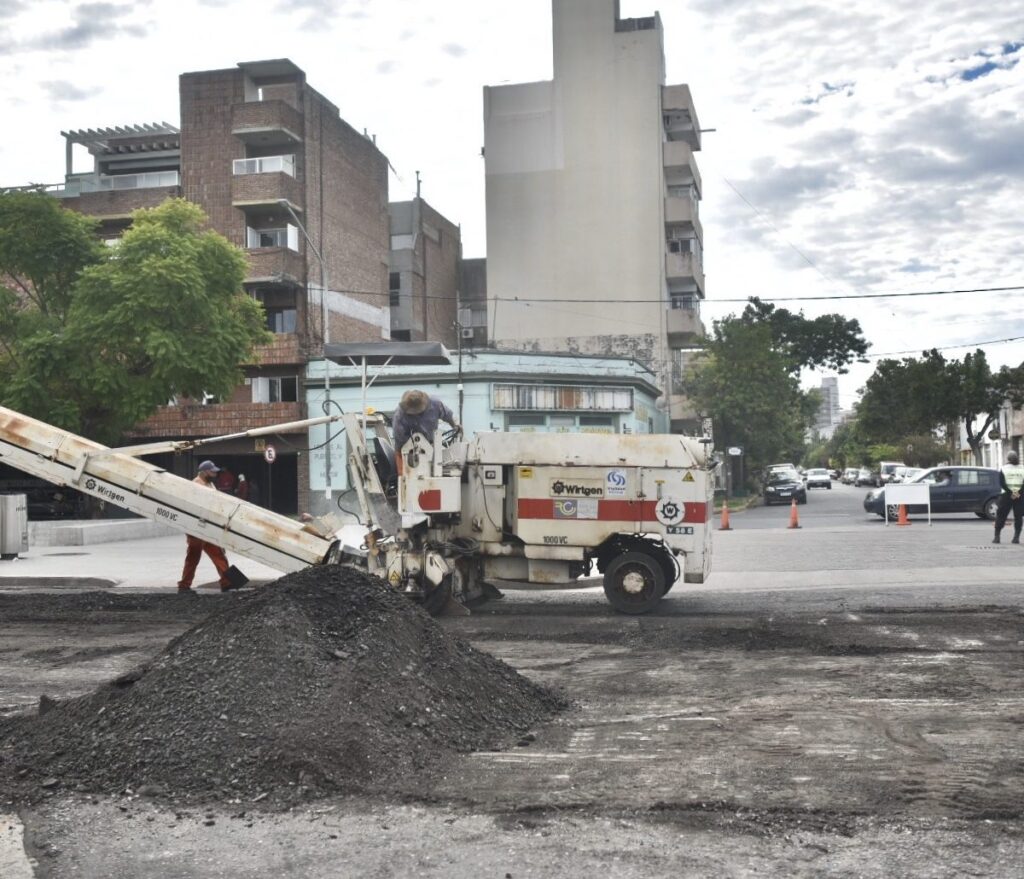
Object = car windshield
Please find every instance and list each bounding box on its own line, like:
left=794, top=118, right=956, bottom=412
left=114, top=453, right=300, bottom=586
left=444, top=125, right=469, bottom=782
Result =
left=808, top=469, right=828, bottom=476
left=767, top=472, right=798, bottom=485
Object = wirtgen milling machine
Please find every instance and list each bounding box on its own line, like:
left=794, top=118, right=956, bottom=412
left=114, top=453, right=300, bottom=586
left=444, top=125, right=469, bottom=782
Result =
left=0, top=403, right=713, bottom=615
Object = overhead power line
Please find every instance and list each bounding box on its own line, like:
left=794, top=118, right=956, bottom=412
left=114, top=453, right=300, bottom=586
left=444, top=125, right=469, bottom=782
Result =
left=324, top=284, right=1024, bottom=304
left=867, top=334, right=1024, bottom=359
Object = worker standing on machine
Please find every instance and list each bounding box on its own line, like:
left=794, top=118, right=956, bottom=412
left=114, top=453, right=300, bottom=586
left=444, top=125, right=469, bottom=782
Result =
left=392, top=390, right=460, bottom=471
left=177, top=460, right=238, bottom=592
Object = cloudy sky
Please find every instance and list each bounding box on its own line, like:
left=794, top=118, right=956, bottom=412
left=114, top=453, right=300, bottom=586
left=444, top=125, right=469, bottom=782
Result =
left=1, top=0, right=1022, bottom=407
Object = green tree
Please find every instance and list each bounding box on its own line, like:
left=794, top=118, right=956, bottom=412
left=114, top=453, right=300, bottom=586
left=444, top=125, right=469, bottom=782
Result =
left=857, top=348, right=1024, bottom=465
left=739, top=296, right=869, bottom=374
left=0, top=195, right=269, bottom=444
left=682, top=320, right=820, bottom=480
left=683, top=298, right=867, bottom=489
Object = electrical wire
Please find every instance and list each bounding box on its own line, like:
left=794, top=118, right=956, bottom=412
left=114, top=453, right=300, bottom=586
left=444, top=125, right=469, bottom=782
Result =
left=317, top=284, right=1024, bottom=305
left=867, top=334, right=1024, bottom=359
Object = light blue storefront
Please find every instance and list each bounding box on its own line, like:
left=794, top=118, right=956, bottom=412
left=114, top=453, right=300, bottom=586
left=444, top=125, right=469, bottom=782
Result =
left=304, top=350, right=666, bottom=510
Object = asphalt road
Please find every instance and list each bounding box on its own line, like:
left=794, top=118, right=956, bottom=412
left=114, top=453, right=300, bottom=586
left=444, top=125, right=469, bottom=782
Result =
left=0, top=494, right=1021, bottom=878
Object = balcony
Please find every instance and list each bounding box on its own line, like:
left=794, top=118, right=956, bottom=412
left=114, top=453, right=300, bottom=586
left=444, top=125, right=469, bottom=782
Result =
left=127, top=401, right=304, bottom=439
left=232, top=170, right=303, bottom=210
left=665, top=196, right=703, bottom=243
left=666, top=306, right=704, bottom=348
left=662, top=84, right=701, bottom=150
left=663, top=141, right=702, bottom=197
left=232, top=100, right=303, bottom=149
left=53, top=171, right=182, bottom=216
left=666, top=251, right=705, bottom=297
left=249, top=332, right=305, bottom=366
left=245, top=246, right=306, bottom=286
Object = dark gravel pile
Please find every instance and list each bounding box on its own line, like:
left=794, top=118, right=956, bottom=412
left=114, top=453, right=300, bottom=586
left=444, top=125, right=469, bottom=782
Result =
left=0, top=566, right=563, bottom=806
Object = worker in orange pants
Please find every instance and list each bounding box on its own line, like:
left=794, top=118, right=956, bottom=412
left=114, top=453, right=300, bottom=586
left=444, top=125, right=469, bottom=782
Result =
left=177, top=460, right=235, bottom=592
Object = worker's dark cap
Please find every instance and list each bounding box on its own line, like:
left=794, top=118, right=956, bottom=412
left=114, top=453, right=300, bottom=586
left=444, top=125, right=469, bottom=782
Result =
left=198, top=460, right=220, bottom=473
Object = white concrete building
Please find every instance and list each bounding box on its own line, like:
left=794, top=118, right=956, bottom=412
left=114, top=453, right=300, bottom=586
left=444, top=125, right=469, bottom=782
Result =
left=815, top=377, right=841, bottom=437
left=483, top=0, right=704, bottom=431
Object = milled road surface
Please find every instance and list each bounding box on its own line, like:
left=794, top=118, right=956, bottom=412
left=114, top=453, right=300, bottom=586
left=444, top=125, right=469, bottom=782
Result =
left=1, top=485, right=1022, bottom=878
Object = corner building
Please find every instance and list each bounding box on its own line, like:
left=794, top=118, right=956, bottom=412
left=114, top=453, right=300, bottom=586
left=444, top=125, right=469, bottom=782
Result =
left=484, top=0, right=705, bottom=432
left=39, top=60, right=460, bottom=514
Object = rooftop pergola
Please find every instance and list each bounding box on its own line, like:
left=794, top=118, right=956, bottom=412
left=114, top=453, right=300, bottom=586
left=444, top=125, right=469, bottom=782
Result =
left=60, top=123, right=180, bottom=175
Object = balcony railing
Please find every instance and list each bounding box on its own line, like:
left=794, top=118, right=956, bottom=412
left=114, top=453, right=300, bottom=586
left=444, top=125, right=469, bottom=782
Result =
left=666, top=306, right=704, bottom=349
left=232, top=155, right=295, bottom=177
left=54, top=171, right=180, bottom=197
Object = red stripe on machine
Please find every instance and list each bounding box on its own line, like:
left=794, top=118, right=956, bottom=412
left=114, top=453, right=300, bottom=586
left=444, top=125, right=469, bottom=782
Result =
left=517, top=499, right=707, bottom=523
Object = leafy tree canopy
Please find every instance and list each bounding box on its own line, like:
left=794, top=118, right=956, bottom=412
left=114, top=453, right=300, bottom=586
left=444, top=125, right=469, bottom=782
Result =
left=0, top=195, right=270, bottom=443
left=856, top=348, right=1024, bottom=465
left=682, top=320, right=819, bottom=478
left=739, top=296, right=869, bottom=374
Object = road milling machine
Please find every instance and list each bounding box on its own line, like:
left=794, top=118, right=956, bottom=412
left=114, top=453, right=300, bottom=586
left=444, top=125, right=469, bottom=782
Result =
left=347, top=412, right=713, bottom=614
left=0, top=401, right=713, bottom=615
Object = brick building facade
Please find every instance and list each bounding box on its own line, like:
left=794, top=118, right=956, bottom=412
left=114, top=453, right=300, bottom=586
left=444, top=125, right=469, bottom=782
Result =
left=30, top=59, right=461, bottom=515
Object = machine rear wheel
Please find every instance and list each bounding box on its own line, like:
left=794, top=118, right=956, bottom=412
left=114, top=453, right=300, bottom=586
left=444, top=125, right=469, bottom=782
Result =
left=603, top=551, right=665, bottom=614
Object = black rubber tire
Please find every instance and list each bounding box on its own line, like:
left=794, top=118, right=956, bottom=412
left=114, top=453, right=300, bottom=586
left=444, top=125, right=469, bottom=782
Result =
left=603, top=551, right=666, bottom=615
left=827, top=484, right=832, bottom=490
left=886, top=504, right=899, bottom=520
left=983, top=497, right=1000, bottom=521
left=656, top=548, right=680, bottom=595
left=975, top=511, right=988, bottom=520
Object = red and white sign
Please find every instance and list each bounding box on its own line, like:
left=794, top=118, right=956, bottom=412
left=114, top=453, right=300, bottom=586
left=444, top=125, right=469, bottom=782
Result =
left=263, top=444, right=277, bottom=465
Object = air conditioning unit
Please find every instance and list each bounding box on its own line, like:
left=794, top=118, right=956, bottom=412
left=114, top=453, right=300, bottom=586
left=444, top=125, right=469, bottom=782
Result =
left=461, top=328, right=474, bottom=339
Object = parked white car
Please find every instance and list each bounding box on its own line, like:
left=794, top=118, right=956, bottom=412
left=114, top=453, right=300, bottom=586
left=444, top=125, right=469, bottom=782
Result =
left=805, top=468, right=832, bottom=489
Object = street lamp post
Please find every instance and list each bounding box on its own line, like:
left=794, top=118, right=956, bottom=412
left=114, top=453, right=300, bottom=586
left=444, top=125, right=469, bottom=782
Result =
left=278, top=200, right=333, bottom=500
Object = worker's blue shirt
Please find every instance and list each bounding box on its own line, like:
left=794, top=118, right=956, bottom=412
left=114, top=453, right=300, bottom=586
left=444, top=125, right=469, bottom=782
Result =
left=392, top=397, right=455, bottom=449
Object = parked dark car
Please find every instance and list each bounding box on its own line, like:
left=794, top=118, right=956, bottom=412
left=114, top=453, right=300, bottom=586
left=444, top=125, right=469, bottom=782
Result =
left=763, top=470, right=807, bottom=505
left=862, top=466, right=1001, bottom=520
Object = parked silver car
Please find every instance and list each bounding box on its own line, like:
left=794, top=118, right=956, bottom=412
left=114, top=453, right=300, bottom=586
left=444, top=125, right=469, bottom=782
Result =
left=805, top=468, right=832, bottom=489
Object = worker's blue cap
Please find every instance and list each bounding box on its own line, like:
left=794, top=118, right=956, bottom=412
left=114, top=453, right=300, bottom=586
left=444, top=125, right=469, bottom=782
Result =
left=198, top=460, right=220, bottom=473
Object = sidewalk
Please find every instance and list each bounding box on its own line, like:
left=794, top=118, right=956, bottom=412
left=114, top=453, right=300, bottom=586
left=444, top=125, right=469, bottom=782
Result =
left=0, top=532, right=287, bottom=592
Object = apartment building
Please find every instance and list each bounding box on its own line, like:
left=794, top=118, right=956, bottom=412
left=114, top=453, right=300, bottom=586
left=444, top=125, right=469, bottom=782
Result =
left=389, top=196, right=461, bottom=345
left=483, top=0, right=705, bottom=432
left=36, top=59, right=460, bottom=514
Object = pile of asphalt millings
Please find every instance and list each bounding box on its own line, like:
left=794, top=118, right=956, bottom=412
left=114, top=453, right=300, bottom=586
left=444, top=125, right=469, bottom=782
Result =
left=0, top=565, right=564, bottom=806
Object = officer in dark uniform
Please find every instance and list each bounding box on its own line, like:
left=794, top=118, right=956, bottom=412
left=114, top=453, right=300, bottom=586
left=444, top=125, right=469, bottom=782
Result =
left=994, top=451, right=1024, bottom=544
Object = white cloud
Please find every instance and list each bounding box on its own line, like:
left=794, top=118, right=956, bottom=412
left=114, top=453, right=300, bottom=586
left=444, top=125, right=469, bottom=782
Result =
left=0, top=0, right=1021, bottom=405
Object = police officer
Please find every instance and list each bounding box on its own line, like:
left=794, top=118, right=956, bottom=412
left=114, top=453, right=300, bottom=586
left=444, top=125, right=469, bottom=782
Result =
left=993, top=451, right=1024, bottom=544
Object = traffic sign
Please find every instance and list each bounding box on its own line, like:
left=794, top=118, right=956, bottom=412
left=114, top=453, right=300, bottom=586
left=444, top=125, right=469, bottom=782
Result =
left=727, top=446, right=743, bottom=457
left=263, top=444, right=277, bottom=465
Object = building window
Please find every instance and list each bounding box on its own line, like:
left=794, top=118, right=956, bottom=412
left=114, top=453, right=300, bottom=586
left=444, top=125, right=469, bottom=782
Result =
left=492, top=383, right=633, bottom=412
left=506, top=413, right=546, bottom=432
left=251, top=376, right=298, bottom=403
left=263, top=307, right=296, bottom=334
left=579, top=415, right=615, bottom=434
left=247, top=225, right=299, bottom=251
left=233, top=155, right=296, bottom=177
left=389, top=272, right=401, bottom=308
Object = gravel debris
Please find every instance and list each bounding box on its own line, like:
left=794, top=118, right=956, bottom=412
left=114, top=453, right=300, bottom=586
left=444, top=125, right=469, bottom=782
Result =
left=0, top=565, right=563, bottom=807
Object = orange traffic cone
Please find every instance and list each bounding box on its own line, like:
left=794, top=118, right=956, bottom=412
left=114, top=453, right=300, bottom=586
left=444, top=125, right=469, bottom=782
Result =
left=896, top=504, right=910, bottom=527
left=788, top=497, right=801, bottom=529
left=719, top=504, right=732, bottom=531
